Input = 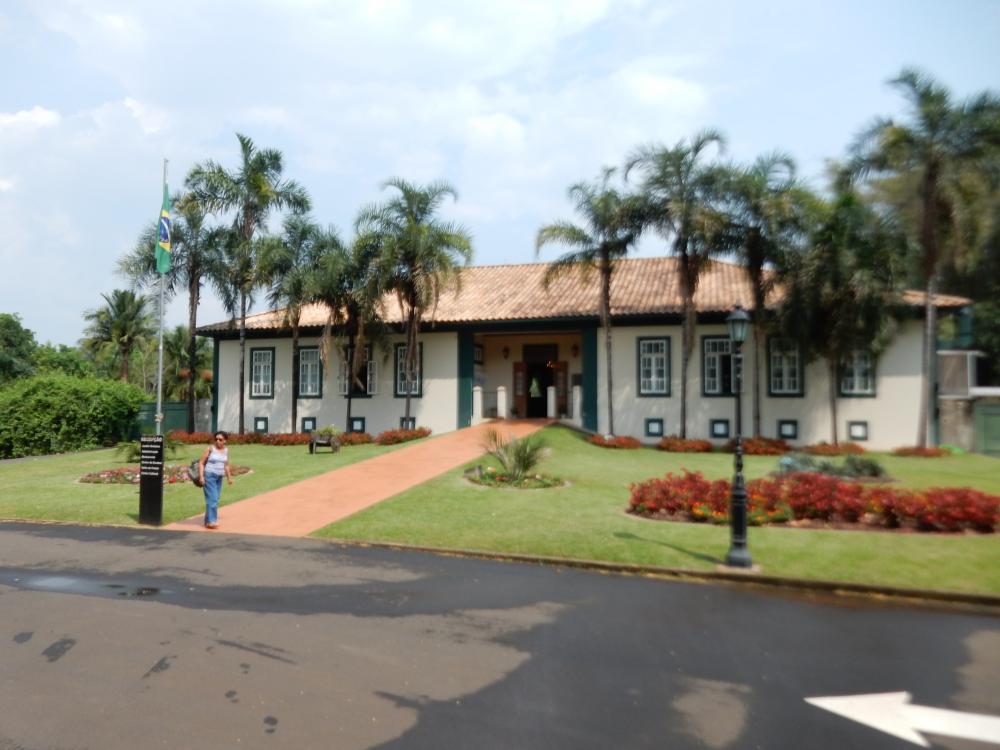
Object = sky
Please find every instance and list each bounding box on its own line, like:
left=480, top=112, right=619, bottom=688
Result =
left=1, top=0, right=998, bottom=346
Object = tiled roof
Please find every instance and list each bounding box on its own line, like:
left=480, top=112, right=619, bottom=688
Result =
left=197, top=256, right=969, bottom=334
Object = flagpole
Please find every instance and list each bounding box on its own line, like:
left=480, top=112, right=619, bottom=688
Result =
left=155, top=158, right=168, bottom=436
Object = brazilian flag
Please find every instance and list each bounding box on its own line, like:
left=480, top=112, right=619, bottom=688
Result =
left=155, top=185, right=172, bottom=273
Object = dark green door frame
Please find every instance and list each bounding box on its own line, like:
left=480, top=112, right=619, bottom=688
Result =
left=581, top=325, right=598, bottom=432
left=458, top=331, right=474, bottom=428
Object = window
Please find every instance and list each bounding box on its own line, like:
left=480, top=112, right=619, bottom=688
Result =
left=250, top=348, right=275, bottom=399
left=769, top=338, right=802, bottom=396
left=645, top=418, right=664, bottom=437
left=841, top=351, right=875, bottom=396
left=710, top=419, right=731, bottom=438
left=638, top=337, right=670, bottom=396
left=703, top=337, right=742, bottom=396
left=254, top=416, right=269, bottom=434
left=298, top=347, right=322, bottom=398
left=349, top=417, right=366, bottom=433
left=338, top=346, right=377, bottom=397
left=301, top=417, right=316, bottom=433
left=848, top=421, right=869, bottom=441
left=395, top=343, right=423, bottom=397
left=777, top=420, right=798, bottom=440
left=399, top=416, right=416, bottom=430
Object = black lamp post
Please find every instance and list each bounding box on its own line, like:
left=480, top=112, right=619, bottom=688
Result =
left=725, top=305, right=752, bottom=568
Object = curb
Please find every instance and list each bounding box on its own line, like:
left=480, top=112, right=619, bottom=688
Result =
left=320, top=537, right=1000, bottom=613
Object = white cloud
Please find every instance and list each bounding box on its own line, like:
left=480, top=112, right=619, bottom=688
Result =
left=0, top=106, right=61, bottom=131
left=0, top=177, right=15, bottom=192
left=123, top=97, right=168, bottom=135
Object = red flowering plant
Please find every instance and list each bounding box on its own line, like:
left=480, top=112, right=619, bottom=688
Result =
left=81, top=464, right=250, bottom=485
left=589, top=435, right=642, bottom=449
left=338, top=432, right=373, bottom=446
left=891, top=446, right=949, bottom=457
left=657, top=436, right=714, bottom=453
left=374, top=427, right=432, bottom=445
left=724, top=437, right=791, bottom=455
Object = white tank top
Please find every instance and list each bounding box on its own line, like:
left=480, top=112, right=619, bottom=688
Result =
left=205, top=446, right=228, bottom=476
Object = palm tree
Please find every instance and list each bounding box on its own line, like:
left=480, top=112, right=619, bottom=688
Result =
left=536, top=168, right=644, bottom=436
left=626, top=130, right=730, bottom=438
left=778, top=177, right=905, bottom=444
left=187, top=133, right=311, bottom=433
left=81, top=289, right=155, bottom=382
left=357, top=178, right=473, bottom=425
left=118, top=192, right=223, bottom=431
left=309, top=230, right=386, bottom=431
left=261, top=213, right=325, bottom=432
left=721, top=152, right=814, bottom=436
left=850, top=68, right=1000, bottom=447
left=162, top=325, right=213, bottom=401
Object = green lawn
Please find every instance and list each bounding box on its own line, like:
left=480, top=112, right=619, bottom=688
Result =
left=0, top=442, right=402, bottom=525
left=314, top=426, right=1000, bottom=595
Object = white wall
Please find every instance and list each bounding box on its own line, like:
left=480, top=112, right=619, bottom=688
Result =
left=216, top=332, right=459, bottom=436
left=597, top=320, right=925, bottom=450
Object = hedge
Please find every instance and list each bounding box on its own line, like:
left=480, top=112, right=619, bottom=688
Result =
left=0, top=375, right=146, bottom=458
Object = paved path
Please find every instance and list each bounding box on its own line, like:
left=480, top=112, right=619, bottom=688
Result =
left=165, top=419, right=550, bottom=538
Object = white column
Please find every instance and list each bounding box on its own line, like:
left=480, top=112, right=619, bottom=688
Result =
left=472, top=385, right=483, bottom=425
left=571, top=385, right=583, bottom=427
left=496, top=386, right=508, bottom=420
left=546, top=385, right=556, bottom=419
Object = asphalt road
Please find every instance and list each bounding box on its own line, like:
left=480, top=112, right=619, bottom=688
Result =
left=0, top=521, right=996, bottom=749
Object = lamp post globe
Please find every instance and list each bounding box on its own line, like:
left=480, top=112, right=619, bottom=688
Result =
left=725, top=305, right=752, bottom=568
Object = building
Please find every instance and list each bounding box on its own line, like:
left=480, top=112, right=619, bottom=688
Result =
left=197, top=257, right=969, bottom=450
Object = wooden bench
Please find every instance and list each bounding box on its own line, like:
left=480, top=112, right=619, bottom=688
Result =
left=308, top=435, right=340, bottom=454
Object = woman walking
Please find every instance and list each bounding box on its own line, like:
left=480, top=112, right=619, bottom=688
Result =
left=199, top=431, right=232, bottom=529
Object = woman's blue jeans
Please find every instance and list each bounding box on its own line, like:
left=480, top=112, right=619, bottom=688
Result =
left=203, top=473, right=223, bottom=525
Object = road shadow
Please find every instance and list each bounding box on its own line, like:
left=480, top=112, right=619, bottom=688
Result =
left=612, top=531, right=723, bottom=566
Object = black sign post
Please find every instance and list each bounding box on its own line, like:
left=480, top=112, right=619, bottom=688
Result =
left=138, top=435, right=164, bottom=525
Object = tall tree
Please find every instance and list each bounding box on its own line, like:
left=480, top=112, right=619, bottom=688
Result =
left=261, top=213, right=325, bottom=432
left=536, top=168, right=643, bottom=436
left=187, top=133, right=311, bottom=433
left=778, top=178, right=905, bottom=444
left=851, top=68, right=1000, bottom=446
left=309, top=230, right=385, bottom=431
left=357, top=178, right=473, bottom=425
left=161, top=325, right=213, bottom=401
left=118, top=192, right=223, bottom=431
left=627, top=130, right=730, bottom=438
left=721, top=152, right=813, bottom=436
left=0, top=313, right=37, bottom=384
left=80, top=289, right=155, bottom=382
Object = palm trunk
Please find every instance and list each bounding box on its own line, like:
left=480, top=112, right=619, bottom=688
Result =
left=917, top=274, right=938, bottom=448
left=291, top=322, right=300, bottom=433
left=680, top=297, right=695, bottom=440
left=600, top=257, right=614, bottom=436
left=238, top=293, right=247, bottom=435
left=187, top=272, right=200, bottom=433
left=750, top=261, right=765, bottom=438
left=346, top=334, right=355, bottom=431
left=404, top=307, right=418, bottom=424
left=827, top=355, right=839, bottom=445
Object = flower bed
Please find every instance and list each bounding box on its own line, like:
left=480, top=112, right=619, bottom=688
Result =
left=168, top=430, right=311, bottom=446
left=892, top=446, right=949, bottom=457
left=589, top=435, right=642, bottom=449
left=338, top=432, right=373, bottom=446
left=465, top=466, right=563, bottom=489
left=804, top=441, right=866, bottom=456
left=628, top=470, right=999, bottom=532
left=725, top=437, right=791, bottom=455
left=80, top=464, right=252, bottom=485
left=657, top=436, right=714, bottom=453
left=374, top=427, right=431, bottom=445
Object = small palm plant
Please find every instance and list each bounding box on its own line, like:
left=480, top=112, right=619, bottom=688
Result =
left=482, top=428, right=546, bottom=483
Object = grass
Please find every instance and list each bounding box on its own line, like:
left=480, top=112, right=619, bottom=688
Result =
left=314, top=425, right=1000, bottom=595
left=0, top=441, right=402, bottom=525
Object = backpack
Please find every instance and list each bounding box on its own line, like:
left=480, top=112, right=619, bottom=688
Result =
left=188, top=460, right=204, bottom=487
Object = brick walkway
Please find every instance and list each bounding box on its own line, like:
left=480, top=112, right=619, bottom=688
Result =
left=164, top=420, right=550, bottom=538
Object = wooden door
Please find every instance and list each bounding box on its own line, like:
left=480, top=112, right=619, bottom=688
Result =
left=553, top=361, right=568, bottom=416
left=513, top=362, right=526, bottom=418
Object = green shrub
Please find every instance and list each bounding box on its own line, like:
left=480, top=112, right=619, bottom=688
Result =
left=0, top=375, right=147, bottom=458
left=483, top=428, right=546, bottom=482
